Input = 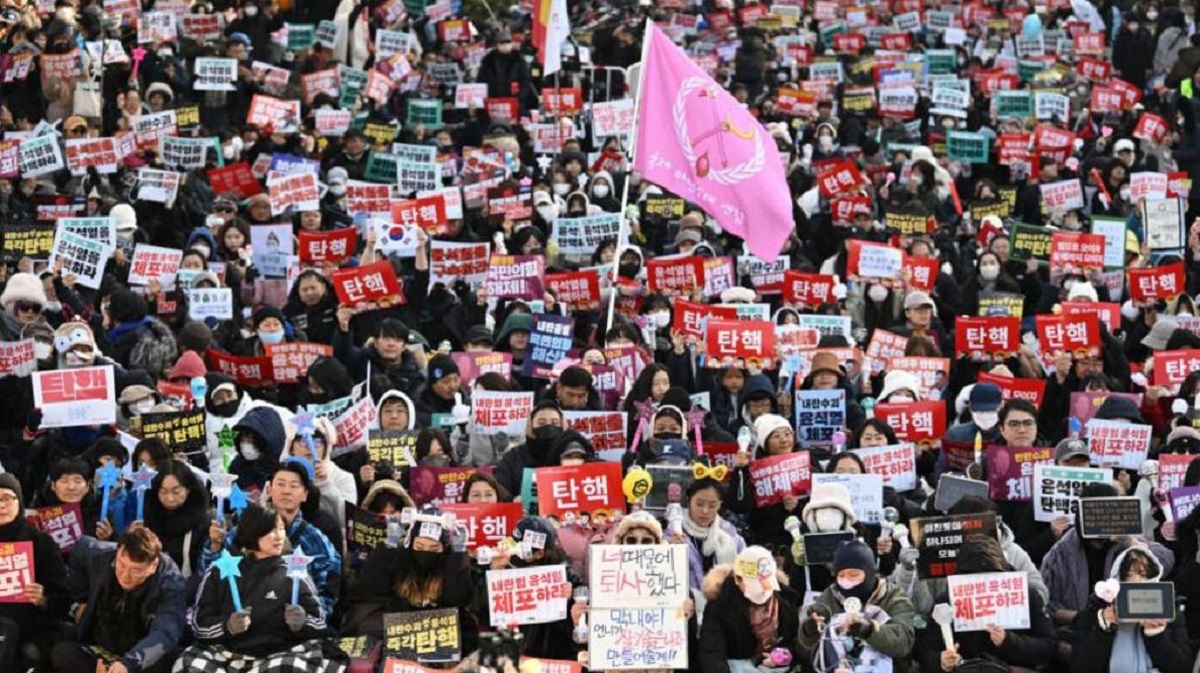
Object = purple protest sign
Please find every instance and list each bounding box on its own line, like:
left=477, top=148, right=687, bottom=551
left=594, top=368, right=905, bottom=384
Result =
left=409, top=466, right=494, bottom=507
left=521, top=313, right=575, bottom=379
left=1171, top=486, right=1200, bottom=521
left=985, top=446, right=1053, bottom=502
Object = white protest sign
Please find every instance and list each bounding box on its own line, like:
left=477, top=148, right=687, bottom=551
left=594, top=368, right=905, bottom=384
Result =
left=193, top=57, right=237, bottom=91
left=812, top=473, right=884, bottom=523
left=455, top=83, right=488, bottom=109
left=188, top=287, right=234, bottom=321
left=128, top=244, right=183, bottom=286
left=33, top=366, right=116, bottom=428
left=851, top=444, right=918, bottom=491
left=49, top=230, right=112, bottom=289
left=471, top=390, right=535, bottom=435
left=137, top=168, right=182, bottom=204
left=0, top=340, right=36, bottom=377
left=1033, top=464, right=1111, bottom=522
left=485, top=564, right=569, bottom=627
left=947, top=571, right=1030, bottom=631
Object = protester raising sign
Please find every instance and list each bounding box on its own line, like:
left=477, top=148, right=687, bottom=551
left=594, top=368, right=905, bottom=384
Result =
left=32, top=366, right=116, bottom=428
left=485, top=565, right=570, bottom=627
left=985, top=446, right=1053, bottom=502
left=440, top=502, right=522, bottom=550
left=471, top=391, right=534, bottom=435
left=911, top=512, right=998, bottom=578
left=0, top=542, right=35, bottom=603
left=947, top=572, right=1031, bottom=631
left=331, top=261, right=406, bottom=310
left=704, top=319, right=777, bottom=370
left=748, top=452, right=812, bottom=506
left=485, top=255, right=545, bottom=301
left=588, top=544, right=689, bottom=671
left=851, top=444, right=918, bottom=491
left=533, top=463, right=623, bottom=518
left=1087, top=419, right=1152, bottom=469
left=1033, top=464, right=1111, bottom=523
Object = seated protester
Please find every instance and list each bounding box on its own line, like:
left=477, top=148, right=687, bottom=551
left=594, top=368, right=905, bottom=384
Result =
left=798, top=540, right=916, bottom=672
left=1070, top=546, right=1193, bottom=673
left=333, top=317, right=424, bottom=395
left=414, top=354, right=465, bottom=429
left=179, top=503, right=344, bottom=673
left=34, top=458, right=102, bottom=541
left=347, top=505, right=479, bottom=654
left=666, top=476, right=745, bottom=615
left=792, top=351, right=866, bottom=439
left=362, top=479, right=416, bottom=516
left=622, top=405, right=695, bottom=472
left=728, top=413, right=800, bottom=548
left=131, top=438, right=174, bottom=472
left=414, top=427, right=457, bottom=467
left=1043, top=482, right=1175, bottom=627
left=86, top=437, right=136, bottom=540
left=0, top=474, right=69, bottom=671
left=542, top=365, right=603, bottom=411
left=786, top=482, right=894, bottom=596
left=143, top=459, right=211, bottom=579
left=345, top=389, right=418, bottom=498
left=848, top=418, right=929, bottom=513
left=203, top=461, right=342, bottom=616
left=461, top=473, right=510, bottom=504
left=231, top=406, right=287, bottom=494
left=452, top=373, right=520, bottom=468
left=482, top=517, right=582, bottom=661
left=281, top=416, right=356, bottom=533
left=918, top=536, right=1058, bottom=673
left=54, top=528, right=187, bottom=673
left=698, top=546, right=800, bottom=673
left=894, top=495, right=1049, bottom=617
left=495, top=402, right=568, bottom=496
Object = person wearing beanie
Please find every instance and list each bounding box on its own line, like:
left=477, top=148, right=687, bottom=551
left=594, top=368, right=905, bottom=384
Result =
left=754, top=413, right=795, bottom=456
left=917, top=535, right=1058, bottom=673
left=415, top=353, right=462, bottom=428
left=798, top=539, right=917, bottom=670
left=333, top=317, right=424, bottom=399
left=0, top=472, right=70, bottom=671
left=877, top=369, right=922, bottom=404
left=0, top=271, right=49, bottom=339
left=613, top=509, right=665, bottom=544
left=698, top=545, right=799, bottom=669
left=166, top=349, right=207, bottom=383
left=103, top=286, right=179, bottom=380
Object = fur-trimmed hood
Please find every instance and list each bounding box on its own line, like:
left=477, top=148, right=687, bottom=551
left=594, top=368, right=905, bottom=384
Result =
left=362, top=479, right=416, bottom=511
left=701, top=563, right=790, bottom=601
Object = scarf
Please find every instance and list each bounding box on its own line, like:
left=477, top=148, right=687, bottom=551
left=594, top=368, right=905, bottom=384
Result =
left=747, top=594, right=779, bottom=663
left=106, top=315, right=154, bottom=344
left=683, top=513, right=738, bottom=564
left=1109, top=623, right=1152, bottom=673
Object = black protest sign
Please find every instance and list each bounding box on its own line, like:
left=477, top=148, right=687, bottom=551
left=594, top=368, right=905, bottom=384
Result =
left=911, top=512, right=998, bottom=578
left=367, top=429, right=418, bottom=467
left=1079, top=496, right=1143, bottom=538
left=1011, top=223, right=1053, bottom=262
left=643, top=195, right=686, bottom=219
left=345, top=502, right=390, bottom=557
left=2, top=223, right=55, bottom=260
left=383, top=608, right=461, bottom=663
left=644, top=464, right=693, bottom=515
left=337, top=636, right=377, bottom=658
left=799, top=531, right=855, bottom=566
left=934, top=474, right=990, bottom=513
left=141, top=409, right=206, bottom=455
left=1115, top=582, right=1176, bottom=621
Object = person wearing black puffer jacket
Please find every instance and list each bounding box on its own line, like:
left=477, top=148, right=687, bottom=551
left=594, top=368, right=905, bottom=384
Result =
left=284, top=270, right=339, bottom=347
left=143, top=459, right=212, bottom=580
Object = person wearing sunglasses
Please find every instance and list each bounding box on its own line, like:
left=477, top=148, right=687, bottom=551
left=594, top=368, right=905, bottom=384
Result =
left=0, top=271, right=48, bottom=340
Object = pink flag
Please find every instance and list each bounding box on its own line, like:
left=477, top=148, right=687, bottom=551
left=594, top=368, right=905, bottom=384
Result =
left=633, top=23, right=794, bottom=262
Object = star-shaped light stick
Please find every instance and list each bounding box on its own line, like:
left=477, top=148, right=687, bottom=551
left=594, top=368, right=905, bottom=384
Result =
left=216, top=426, right=237, bottom=472
left=283, top=550, right=314, bottom=605
left=229, top=483, right=250, bottom=515
left=132, top=465, right=157, bottom=522
left=210, top=471, right=236, bottom=519
left=294, top=413, right=320, bottom=465
left=213, top=549, right=244, bottom=612
left=131, top=47, right=147, bottom=81
left=96, top=462, right=123, bottom=524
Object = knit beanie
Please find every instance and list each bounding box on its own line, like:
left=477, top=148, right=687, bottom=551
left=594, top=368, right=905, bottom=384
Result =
left=427, top=354, right=460, bottom=385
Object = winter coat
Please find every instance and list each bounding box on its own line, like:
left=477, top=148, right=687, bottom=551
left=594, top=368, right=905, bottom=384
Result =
left=1042, top=529, right=1175, bottom=613
left=918, top=584, right=1057, bottom=671
left=104, top=316, right=179, bottom=381
left=189, top=554, right=329, bottom=658
left=230, top=407, right=287, bottom=492
left=0, top=506, right=69, bottom=647
left=698, top=564, right=800, bottom=673
left=142, top=474, right=211, bottom=578
left=1156, top=27, right=1190, bottom=78
left=494, top=442, right=553, bottom=497
left=796, top=577, right=917, bottom=669
left=283, top=279, right=339, bottom=347
left=332, top=327, right=425, bottom=395
left=69, top=536, right=188, bottom=671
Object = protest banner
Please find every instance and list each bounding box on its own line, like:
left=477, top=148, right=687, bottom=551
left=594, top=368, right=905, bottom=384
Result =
left=1144, top=198, right=1186, bottom=251
left=247, top=95, right=301, bottom=132
left=887, top=357, right=950, bottom=399
left=1062, top=301, right=1121, bottom=334
left=518, top=658, right=581, bottom=673
left=391, top=194, right=448, bottom=235
left=1130, top=262, right=1186, bottom=300
left=985, top=446, right=1053, bottom=502
left=847, top=240, right=903, bottom=279
left=331, top=261, right=406, bottom=310
left=249, top=223, right=292, bottom=277
left=206, top=348, right=275, bottom=387
left=977, top=371, right=1046, bottom=407
left=546, top=270, right=601, bottom=311
left=33, top=366, right=115, bottom=428
left=0, top=223, right=52, bottom=261
left=65, top=137, right=118, bottom=175
left=440, top=502, right=522, bottom=550
left=430, top=241, right=490, bottom=289
left=1010, top=223, right=1053, bottom=262
left=268, top=172, right=320, bottom=215
left=365, top=429, right=417, bottom=468
left=947, top=572, right=1031, bottom=631
left=1087, top=419, right=1152, bottom=469
left=407, top=467, right=492, bottom=508
left=25, top=504, right=83, bottom=551
left=0, top=340, right=35, bottom=378
left=484, top=255, right=545, bottom=301
left=454, top=83, right=488, bottom=109
left=976, top=292, right=1024, bottom=318
left=550, top=214, right=622, bottom=256
left=1079, top=496, right=1144, bottom=537
left=47, top=229, right=112, bottom=289
left=345, top=502, right=390, bottom=558
left=194, top=57, right=237, bottom=91
left=522, top=314, right=574, bottom=379
left=794, top=390, right=846, bottom=449
left=0, top=542, right=34, bottom=602
left=1035, top=313, right=1101, bottom=364
left=138, top=168, right=182, bottom=203
left=207, top=162, right=263, bottom=199
left=485, top=565, right=570, bottom=627
left=910, top=512, right=998, bottom=578
left=563, top=412, right=628, bottom=459
left=18, top=134, right=64, bottom=178
left=345, top=181, right=391, bottom=216
left=141, top=409, right=207, bottom=456
left=935, top=475, right=990, bottom=512
left=644, top=256, right=705, bottom=297
left=851, top=444, right=918, bottom=491
left=703, top=319, right=776, bottom=370
left=812, top=473, right=883, bottom=524
left=471, top=390, right=534, bottom=436
left=0, top=139, right=20, bottom=178
left=748, top=452, right=812, bottom=506
left=592, top=98, right=635, bottom=139
left=533, top=463, right=624, bottom=519
left=873, top=401, right=947, bottom=448
left=383, top=609, right=460, bottom=663
left=955, top=316, right=1021, bottom=360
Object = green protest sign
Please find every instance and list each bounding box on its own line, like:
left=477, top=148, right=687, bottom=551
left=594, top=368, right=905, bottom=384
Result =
left=364, top=152, right=398, bottom=184
left=995, top=90, right=1033, bottom=119
left=407, top=99, right=444, bottom=131
left=947, top=131, right=990, bottom=164
left=926, top=49, right=957, bottom=74
left=286, top=23, right=316, bottom=50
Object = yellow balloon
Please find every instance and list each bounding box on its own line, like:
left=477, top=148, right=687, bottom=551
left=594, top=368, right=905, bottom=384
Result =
left=623, top=467, right=653, bottom=502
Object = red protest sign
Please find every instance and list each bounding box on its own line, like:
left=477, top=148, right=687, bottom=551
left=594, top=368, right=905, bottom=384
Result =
left=816, top=160, right=867, bottom=198
left=749, top=452, right=812, bottom=506
left=346, top=181, right=391, bottom=216
left=832, top=32, right=866, bottom=55
left=298, top=228, right=357, bottom=263
left=541, top=87, right=583, bottom=115
left=1160, top=453, right=1200, bottom=491
left=1133, top=113, right=1169, bottom=144
left=1129, top=262, right=1186, bottom=301
left=441, top=502, right=523, bottom=550
left=450, top=352, right=513, bottom=388
left=672, top=299, right=738, bottom=339
left=485, top=98, right=519, bottom=125
left=955, top=316, right=1021, bottom=360
left=705, top=320, right=777, bottom=370
left=1035, top=313, right=1101, bottom=364
left=25, top=504, right=83, bottom=551
left=266, top=342, right=333, bottom=383
left=775, top=88, right=818, bottom=117
left=1076, top=57, right=1112, bottom=82
left=533, top=463, right=624, bottom=518
left=0, top=542, right=34, bottom=603
left=1049, top=232, right=1106, bottom=271
left=484, top=255, right=545, bottom=301
left=783, top=271, right=837, bottom=307
left=830, top=195, right=873, bottom=221
left=1061, top=301, right=1120, bottom=334
left=207, top=348, right=274, bottom=386
left=880, top=33, right=912, bottom=50
left=1074, top=31, right=1105, bottom=55
left=546, top=270, right=601, bottom=310
left=331, top=261, right=406, bottom=309
left=391, top=194, right=448, bottom=234
left=563, top=411, right=627, bottom=456
left=646, top=256, right=706, bottom=297
left=906, top=255, right=941, bottom=292
left=977, top=371, right=1046, bottom=407
left=874, top=400, right=947, bottom=447
left=207, top=162, right=263, bottom=199
left=1154, top=349, right=1200, bottom=390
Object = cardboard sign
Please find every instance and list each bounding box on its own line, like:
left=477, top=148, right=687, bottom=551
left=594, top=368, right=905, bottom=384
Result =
left=985, top=446, right=1053, bottom=502
left=33, top=366, right=116, bottom=428
left=851, top=444, right=918, bottom=491
left=471, top=390, right=534, bottom=436
left=588, top=544, right=689, bottom=670
left=948, top=572, right=1031, bottom=631
left=1087, top=419, right=1152, bottom=469
left=1130, top=262, right=1186, bottom=301
left=25, top=504, right=83, bottom=551
left=383, top=609, right=460, bottom=663
left=486, top=565, right=569, bottom=627
left=0, top=542, right=34, bottom=602
left=873, top=401, right=947, bottom=447
left=485, top=255, right=545, bottom=301
left=534, top=463, right=624, bottom=518
left=441, top=502, right=522, bottom=550
left=748, top=452, right=812, bottom=506
left=266, top=342, right=332, bottom=384
left=1079, top=496, right=1143, bottom=538
left=331, top=261, right=406, bottom=309
left=409, top=467, right=493, bottom=508
left=911, top=512, right=998, bottom=578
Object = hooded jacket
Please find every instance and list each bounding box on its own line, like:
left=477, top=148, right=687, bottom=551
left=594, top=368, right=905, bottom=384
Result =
left=279, top=415, right=357, bottom=533
left=698, top=564, right=800, bottom=673
left=231, top=407, right=287, bottom=491
left=360, top=479, right=416, bottom=512
left=1042, top=529, right=1176, bottom=614
left=68, top=536, right=188, bottom=672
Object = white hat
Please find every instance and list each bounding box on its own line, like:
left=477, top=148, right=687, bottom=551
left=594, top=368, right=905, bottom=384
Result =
left=1114, top=138, right=1136, bottom=154
left=110, top=203, right=137, bottom=233
left=0, top=272, right=47, bottom=308
left=802, top=482, right=857, bottom=530
left=878, top=370, right=922, bottom=403
left=1067, top=281, right=1099, bottom=302
left=754, top=413, right=792, bottom=449
left=720, top=287, right=756, bottom=304
left=734, top=546, right=781, bottom=603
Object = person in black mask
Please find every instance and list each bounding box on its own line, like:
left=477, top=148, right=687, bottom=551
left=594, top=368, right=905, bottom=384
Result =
left=347, top=506, right=478, bottom=652
left=495, top=402, right=566, bottom=495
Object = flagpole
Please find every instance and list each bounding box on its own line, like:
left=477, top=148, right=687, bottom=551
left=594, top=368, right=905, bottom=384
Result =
left=605, top=18, right=653, bottom=335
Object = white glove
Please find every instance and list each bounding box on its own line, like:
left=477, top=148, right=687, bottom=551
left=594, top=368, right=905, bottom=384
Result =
left=451, top=393, right=471, bottom=425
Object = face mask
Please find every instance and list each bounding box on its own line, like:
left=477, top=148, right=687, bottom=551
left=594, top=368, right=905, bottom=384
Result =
left=259, top=330, right=285, bottom=345
left=529, top=425, right=563, bottom=460
left=157, top=49, right=173, bottom=59
left=837, top=577, right=863, bottom=592
left=867, top=284, right=888, bottom=303
left=552, top=183, right=570, bottom=196
left=619, top=262, right=639, bottom=278
left=329, top=184, right=346, bottom=196
left=210, top=400, right=240, bottom=418
left=973, top=410, right=999, bottom=431
left=64, top=351, right=92, bottom=367
left=648, top=311, right=670, bottom=328
left=412, top=549, right=441, bottom=571
left=813, top=508, right=845, bottom=532
left=912, top=175, right=924, bottom=187
left=206, top=214, right=224, bottom=228
left=818, top=136, right=833, bottom=150
left=594, top=185, right=610, bottom=198
left=34, top=342, right=52, bottom=361
left=240, top=442, right=261, bottom=461
left=131, top=400, right=156, bottom=416
left=420, top=454, right=452, bottom=467
left=653, top=432, right=683, bottom=441
left=193, top=244, right=212, bottom=259
left=497, top=43, right=514, bottom=54
left=1148, top=10, right=1158, bottom=20
left=117, top=231, right=134, bottom=244
left=223, top=146, right=237, bottom=160
left=244, top=4, right=259, bottom=16
left=537, top=205, right=557, bottom=221
left=979, top=265, right=1000, bottom=281
left=44, top=301, right=62, bottom=313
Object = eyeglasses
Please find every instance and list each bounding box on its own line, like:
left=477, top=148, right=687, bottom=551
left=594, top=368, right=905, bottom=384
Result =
left=0, top=495, right=18, bottom=505
left=14, top=301, right=41, bottom=313
left=622, top=536, right=657, bottom=545
left=214, top=206, right=236, bottom=214
left=1004, top=419, right=1037, bottom=429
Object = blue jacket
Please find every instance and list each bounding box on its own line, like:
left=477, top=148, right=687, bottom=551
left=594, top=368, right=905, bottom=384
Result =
left=68, top=536, right=188, bottom=673
left=230, top=407, right=286, bottom=491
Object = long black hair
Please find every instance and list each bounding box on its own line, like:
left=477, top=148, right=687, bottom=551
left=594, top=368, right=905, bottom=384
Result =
left=233, top=503, right=282, bottom=555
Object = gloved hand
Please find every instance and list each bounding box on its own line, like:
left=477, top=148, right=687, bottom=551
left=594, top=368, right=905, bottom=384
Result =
left=284, top=604, right=306, bottom=632
left=451, top=393, right=470, bottom=425
left=25, top=408, right=42, bottom=434
left=227, top=609, right=252, bottom=635
left=899, top=547, right=920, bottom=568
left=844, top=614, right=876, bottom=640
